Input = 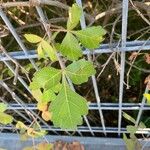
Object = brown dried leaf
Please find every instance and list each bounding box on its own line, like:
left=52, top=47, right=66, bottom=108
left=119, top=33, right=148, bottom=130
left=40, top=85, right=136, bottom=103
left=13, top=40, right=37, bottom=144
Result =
left=53, top=141, right=85, bottom=150
left=145, top=53, right=150, bottom=64
left=144, top=75, right=150, bottom=90
left=128, top=52, right=138, bottom=61
left=42, top=111, right=52, bottom=121
left=36, top=142, right=53, bottom=150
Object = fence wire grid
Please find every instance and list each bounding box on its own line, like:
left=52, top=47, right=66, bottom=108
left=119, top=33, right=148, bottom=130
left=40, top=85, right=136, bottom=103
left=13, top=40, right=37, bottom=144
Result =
left=0, top=0, right=150, bottom=138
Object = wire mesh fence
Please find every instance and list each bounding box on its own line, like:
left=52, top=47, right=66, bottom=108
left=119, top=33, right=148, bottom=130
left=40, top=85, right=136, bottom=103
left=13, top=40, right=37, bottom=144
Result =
left=0, top=0, right=150, bottom=138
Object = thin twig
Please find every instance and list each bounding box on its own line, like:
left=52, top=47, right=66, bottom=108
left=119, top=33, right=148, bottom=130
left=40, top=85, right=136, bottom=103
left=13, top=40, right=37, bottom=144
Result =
left=126, top=37, right=150, bottom=89
left=0, top=44, right=31, bottom=83
left=0, top=0, right=69, bottom=10
left=129, top=0, right=150, bottom=26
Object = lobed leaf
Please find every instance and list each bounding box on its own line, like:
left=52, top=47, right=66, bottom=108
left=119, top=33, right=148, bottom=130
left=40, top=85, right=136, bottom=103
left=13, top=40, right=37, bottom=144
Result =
left=60, top=32, right=82, bottom=61
left=65, top=59, right=96, bottom=84
left=67, top=3, right=82, bottom=30
left=30, top=67, right=62, bottom=90
left=73, top=26, right=106, bottom=49
left=49, top=82, right=88, bottom=129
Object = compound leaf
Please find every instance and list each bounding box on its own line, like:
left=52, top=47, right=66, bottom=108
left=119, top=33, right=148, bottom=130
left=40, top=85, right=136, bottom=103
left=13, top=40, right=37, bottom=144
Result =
left=0, top=103, right=7, bottom=112
left=0, top=112, right=13, bottom=125
left=73, top=26, right=106, bottom=49
left=24, top=34, right=42, bottom=43
left=67, top=3, right=82, bottom=30
left=65, top=59, right=96, bottom=84
left=60, top=32, right=82, bottom=61
left=30, top=67, right=62, bottom=90
left=50, top=82, right=88, bottom=129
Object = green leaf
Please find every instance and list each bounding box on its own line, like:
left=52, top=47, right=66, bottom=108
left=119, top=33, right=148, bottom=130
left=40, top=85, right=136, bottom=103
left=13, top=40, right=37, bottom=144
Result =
left=42, top=89, right=56, bottom=103
left=0, top=112, right=13, bottom=125
left=50, top=82, right=88, bottom=129
left=73, top=26, right=106, bottom=49
left=139, top=122, right=146, bottom=128
left=30, top=67, right=62, bottom=90
left=123, top=112, right=136, bottom=124
left=123, top=134, right=136, bottom=150
left=126, top=125, right=137, bottom=134
left=65, top=59, right=96, bottom=84
left=41, top=40, right=57, bottom=62
left=24, top=34, right=42, bottom=43
left=60, top=32, right=82, bottom=61
left=143, top=93, right=150, bottom=105
left=0, top=103, right=7, bottom=112
left=67, top=3, right=82, bottom=30
left=37, top=43, right=45, bottom=59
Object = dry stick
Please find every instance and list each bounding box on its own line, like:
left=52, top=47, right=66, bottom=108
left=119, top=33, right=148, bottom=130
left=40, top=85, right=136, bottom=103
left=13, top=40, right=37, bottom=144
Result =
left=129, top=0, right=150, bottom=26
left=97, top=14, right=121, bottom=79
left=7, top=10, right=25, bottom=25
left=128, top=26, right=150, bottom=39
left=97, top=52, right=115, bottom=79
left=135, top=28, right=150, bottom=41
left=126, top=37, right=150, bottom=89
left=0, top=0, right=69, bottom=10
left=0, top=44, right=31, bottom=83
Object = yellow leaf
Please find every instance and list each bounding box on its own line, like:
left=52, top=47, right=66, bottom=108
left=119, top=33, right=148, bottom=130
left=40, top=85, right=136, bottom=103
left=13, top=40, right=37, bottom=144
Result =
left=143, top=93, right=150, bottom=104
left=37, top=102, right=48, bottom=111
left=42, top=111, right=52, bottom=121
left=22, top=146, right=34, bottom=150
left=27, top=128, right=34, bottom=137
left=31, top=89, right=42, bottom=102
left=36, top=142, right=53, bottom=150
left=16, top=121, right=28, bottom=130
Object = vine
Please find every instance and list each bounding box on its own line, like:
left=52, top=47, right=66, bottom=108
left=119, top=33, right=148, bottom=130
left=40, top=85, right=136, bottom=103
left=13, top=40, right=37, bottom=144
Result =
left=24, top=3, right=106, bottom=129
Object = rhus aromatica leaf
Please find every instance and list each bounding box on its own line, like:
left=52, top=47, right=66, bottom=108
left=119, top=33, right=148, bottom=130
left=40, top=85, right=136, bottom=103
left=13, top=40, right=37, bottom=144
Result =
left=67, top=3, right=82, bottom=30
left=73, top=26, right=106, bottom=49
left=60, top=32, right=82, bottom=61
left=30, top=67, right=62, bottom=90
left=65, top=59, right=96, bottom=84
left=49, top=82, right=88, bottom=129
